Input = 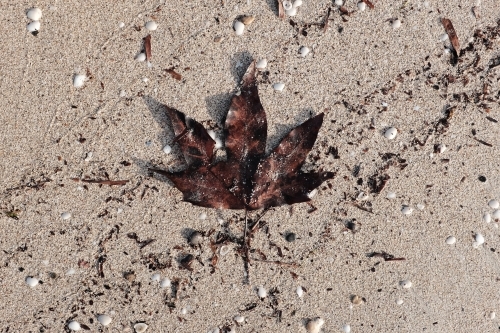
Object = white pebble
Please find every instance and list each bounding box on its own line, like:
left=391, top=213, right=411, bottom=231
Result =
left=357, top=1, right=366, bottom=11
left=306, top=318, right=325, bottom=333
left=160, top=278, right=171, bottom=288
left=439, top=33, right=449, bottom=42
left=335, top=0, right=343, bottom=5
left=145, top=21, right=157, bottom=31
left=488, top=199, right=500, bottom=209
left=27, top=21, right=41, bottom=33
left=285, top=6, right=298, bottom=16
left=66, top=268, right=76, bottom=275
left=163, top=145, right=172, bottom=154
left=342, top=324, right=351, bottom=333
left=416, top=203, right=425, bottom=210
left=135, top=53, right=146, bottom=62
left=299, top=46, right=310, bottom=57
left=273, top=83, right=285, bottom=92
left=401, top=206, right=413, bottom=215
left=61, top=212, right=71, bottom=220
left=142, top=77, right=149, bottom=83
left=445, top=236, right=456, bottom=245
left=473, top=233, right=485, bottom=248
left=293, top=0, right=303, bottom=7
left=414, top=105, right=420, bottom=111
left=386, top=192, right=396, bottom=199
left=234, top=315, right=245, bottom=323
left=27, top=8, right=42, bottom=21
left=151, top=273, right=161, bottom=282
left=283, top=0, right=293, bottom=10
left=234, top=21, right=245, bottom=36
left=256, top=59, right=267, bottom=70
left=307, top=189, right=317, bottom=199
left=199, top=212, right=207, bottom=220
left=483, top=213, right=491, bottom=223
left=220, top=245, right=230, bottom=256
left=26, top=276, right=39, bottom=287
left=97, top=314, right=112, bottom=326
left=84, top=152, right=93, bottom=161
left=396, top=299, right=404, bottom=305
left=384, top=127, right=397, bottom=139
left=400, top=280, right=412, bottom=289
left=296, top=286, right=304, bottom=297
left=490, top=312, right=496, bottom=320
left=437, top=144, right=447, bottom=153
left=134, top=323, right=148, bottom=333
left=180, top=308, right=187, bottom=315
left=257, top=286, right=267, bottom=298
left=117, top=208, right=123, bottom=214
left=214, top=137, right=223, bottom=149
left=119, top=22, right=125, bottom=28
left=493, top=210, right=500, bottom=219
left=381, top=101, right=388, bottom=107
left=68, top=321, right=81, bottom=331
left=392, top=19, right=401, bottom=29
left=73, top=74, right=86, bottom=88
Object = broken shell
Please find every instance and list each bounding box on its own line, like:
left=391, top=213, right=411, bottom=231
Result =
left=241, top=15, right=255, bottom=25
left=163, top=145, right=172, bottom=154
left=342, top=324, right=351, bottom=333
left=119, top=22, right=125, bottom=28
left=256, top=59, right=267, bottom=70
left=27, top=8, right=42, bottom=20
left=396, top=299, right=404, bottom=305
left=493, top=210, right=500, bottom=219
left=26, top=276, right=39, bottom=287
left=27, top=21, right=40, bottom=33
left=475, top=233, right=485, bottom=245
left=286, top=7, right=298, bottom=16
left=296, top=286, right=304, bottom=297
left=401, top=206, right=413, bottom=215
left=400, top=280, right=412, bottom=288
left=234, top=21, right=245, bottom=36
left=151, top=273, right=161, bottom=282
left=234, top=315, right=245, bottom=323
left=61, top=212, right=71, bottom=220
left=283, top=0, right=293, bottom=10
left=483, top=213, right=491, bottom=223
left=299, top=46, right=310, bottom=57
left=257, top=286, right=267, bottom=298
left=357, top=1, right=366, bottom=11
left=136, top=53, right=146, bottom=62
left=68, top=321, right=81, bottom=331
left=273, top=83, right=285, bottom=91
left=445, top=236, right=456, bottom=245
left=293, top=0, right=303, bottom=7
left=384, top=127, right=397, bottom=139
left=306, top=318, right=325, bottom=333
left=488, top=199, right=500, bottom=209
left=145, top=21, right=157, bottom=31
left=73, top=74, right=86, bottom=88
left=189, top=231, right=203, bottom=246
left=386, top=192, right=396, bottom=199
left=392, top=19, right=401, bottom=29
left=97, top=314, right=112, bottom=326
left=437, top=144, right=447, bottom=153
left=351, top=295, right=364, bottom=305
left=220, top=245, right=230, bottom=256
left=335, top=0, right=343, bottom=5
left=134, top=323, right=148, bottom=333
left=160, top=278, right=171, bottom=288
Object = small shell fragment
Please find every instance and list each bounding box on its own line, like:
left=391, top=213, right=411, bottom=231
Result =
left=401, top=206, right=413, bottom=215
left=493, top=210, right=500, bottom=219
left=400, top=280, right=412, bottom=289
left=234, top=21, right=245, bottom=36
left=357, top=1, right=366, bottom=11
left=189, top=231, right=203, bottom=246
left=61, top=212, right=71, bottom=220
left=273, top=83, right=285, bottom=91
left=490, top=312, right=496, bottom=320
left=26, top=276, right=39, bottom=287
left=256, top=59, right=267, bottom=70
left=136, top=53, right=146, bottom=62
left=283, top=0, right=293, bottom=10
left=335, top=0, right=343, bottom=5
left=488, top=199, right=500, bottom=209
left=306, top=318, right=325, bottom=333
left=293, top=0, right=303, bottom=7
left=384, top=127, right=397, bottom=139
left=351, top=295, right=364, bottom=305
left=241, top=15, right=255, bottom=25
left=27, top=21, right=41, bottom=33
left=437, top=144, right=447, bottom=153
left=180, top=308, right=187, bottom=315
left=27, top=8, right=43, bottom=21
left=396, top=299, right=404, bottom=305
left=199, top=212, right=207, bottom=220
left=73, top=74, right=86, bottom=88
left=392, top=19, right=402, bottom=29
left=134, top=323, right=148, bottom=333
left=342, top=324, right=351, bottom=333
left=416, top=203, right=425, bottom=210
left=119, top=22, right=125, bottom=28
left=386, top=192, right=396, bottom=199
left=163, top=145, right=172, bottom=154
left=145, top=21, right=157, bottom=31
left=160, top=278, right=171, bottom=288
left=475, top=233, right=485, bottom=245
left=299, top=46, right=310, bottom=57
left=97, top=314, right=112, bottom=326
left=285, top=7, right=298, bottom=16
left=151, top=273, right=161, bottom=282
left=445, top=236, right=456, bottom=245
left=483, top=213, right=491, bottom=223
left=234, top=315, right=245, bottom=323
left=68, top=321, right=81, bottom=331
left=296, top=286, right=304, bottom=297
left=257, top=286, right=267, bottom=298
left=220, top=245, right=230, bottom=256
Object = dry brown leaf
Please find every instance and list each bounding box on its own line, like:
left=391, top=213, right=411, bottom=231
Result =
left=165, top=68, right=182, bottom=81
left=363, top=0, right=375, bottom=9
left=144, top=34, right=152, bottom=61
left=441, top=18, right=460, bottom=52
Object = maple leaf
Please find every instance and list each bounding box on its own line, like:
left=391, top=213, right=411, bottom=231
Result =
left=151, top=61, right=334, bottom=210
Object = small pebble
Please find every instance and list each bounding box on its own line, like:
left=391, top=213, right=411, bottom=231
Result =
left=437, top=144, right=447, bottom=153
left=282, top=0, right=293, bottom=10
left=445, top=236, right=456, bottom=245
left=386, top=192, right=396, bottom=199
left=97, top=314, right=112, bottom=326
left=357, top=1, right=366, bottom=11
left=414, top=105, right=420, bottom=111
left=396, top=299, right=404, bottom=305
left=84, top=152, right=93, bottom=161
left=160, top=278, right=171, bottom=288
left=134, top=323, right=148, bottom=333
left=180, top=308, right=187, bottom=315
left=286, top=233, right=296, bottom=242
left=351, top=295, right=364, bottom=305
left=257, top=286, right=267, bottom=298
left=234, top=21, right=245, bottom=36
left=416, top=203, right=425, bottom=210
left=296, top=286, right=303, bottom=297
left=199, top=212, right=207, bottom=220
left=400, top=280, right=412, bottom=289
left=307, top=189, right=317, bottom=198
left=135, top=53, right=146, bottom=62
left=285, top=7, right=298, bottom=16
left=490, top=311, right=496, bottom=320
left=145, top=21, right=157, bottom=31
left=163, top=145, right=172, bottom=154
left=342, top=324, right=351, bottom=333
left=401, top=206, right=413, bottom=215
left=293, top=0, right=303, bottom=7
left=27, top=21, right=41, bottom=33
left=189, top=231, right=203, bottom=246
left=273, top=83, right=285, bottom=92
left=240, top=16, right=255, bottom=25
left=384, top=127, right=398, bottom=139
left=68, top=321, right=81, bottom=331
left=220, top=245, right=230, bottom=256
left=73, top=74, right=86, bottom=88
left=335, top=0, right=343, bottom=5
left=256, top=59, right=267, bottom=70
left=234, top=315, right=245, bottom=323
left=381, top=101, right=388, bottom=107
left=26, top=276, right=39, bottom=287
left=119, top=22, right=125, bottom=28
left=299, top=46, right=310, bottom=57
left=493, top=210, right=500, bottom=219
left=124, top=271, right=136, bottom=282
left=61, top=212, right=71, bottom=220
left=392, top=19, right=401, bottom=29
left=306, top=318, right=325, bottom=333
left=475, top=233, right=485, bottom=245
left=66, top=268, right=76, bottom=275
left=214, top=36, right=224, bottom=42
left=27, top=8, right=42, bottom=20
left=483, top=213, right=491, bottom=223
left=488, top=199, right=500, bottom=209
left=439, top=33, right=449, bottom=42
left=151, top=273, right=161, bottom=282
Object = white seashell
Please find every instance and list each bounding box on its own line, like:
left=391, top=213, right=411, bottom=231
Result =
left=66, top=268, right=76, bottom=275
left=214, top=137, right=223, bottom=149
left=160, top=278, right=171, bottom=288
left=416, top=203, right=425, bottom=210
left=445, top=236, right=456, bottom=245
left=117, top=208, right=123, bottom=214
left=296, top=286, right=303, bottom=297
left=396, top=299, right=404, bottom=305
left=199, top=212, right=207, bottom=220
left=439, top=33, right=449, bottom=42
left=256, top=59, right=267, bottom=70
left=84, top=152, right=93, bottom=161
left=68, top=321, right=81, bottom=331
left=437, top=144, right=447, bottom=153
left=145, top=21, right=157, bottom=31
left=283, top=0, right=293, bottom=10
left=488, top=199, right=500, bottom=209
left=73, top=74, right=86, bottom=88
left=400, top=280, right=412, bottom=288
left=490, top=312, right=496, bottom=320
left=26, top=276, right=39, bottom=287
left=273, top=83, right=285, bottom=91
left=134, top=323, right=148, bottom=333
left=307, top=189, right=317, bottom=199
left=27, top=21, right=41, bottom=32
left=293, top=0, right=303, bottom=7
left=342, top=324, right=351, bottom=333
left=119, top=22, right=125, bottom=28
left=381, top=101, right=388, bottom=107
left=357, top=1, right=366, bottom=11
left=61, top=212, right=71, bottom=220
left=257, top=286, right=267, bottom=298
left=386, top=192, right=396, bottom=199
left=493, top=210, right=500, bottom=219
left=151, top=273, right=161, bottom=282
left=97, top=314, right=112, bottom=326
left=234, top=21, right=245, bottom=36
left=306, top=318, right=325, bottom=333
left=299, top=46, right=310, bottom=57
left=163, top=145, right=172, bottom=154
left=27, top=8, right=42, bottom=21
left=475, top=233, right=485, bottom=245
left=220, top=245, right=230, bottom=256
left=180, top=308, right=187, bottom=315
left=234, top=315, right=245, bottom=323
left=285, top=6, right=298, bottom=16
left=401, top=206, right=413, bottom=215
left=135, top=53, right=146, bottom=62
left=335, top=0, right=343, bottom=5
left=483, top=213, right=491, bottom=223
left=414, top=105, right=420, bottom=111
left=392, top=19, right=401, bottom=29
left=384, top=127, right=397, bottom=139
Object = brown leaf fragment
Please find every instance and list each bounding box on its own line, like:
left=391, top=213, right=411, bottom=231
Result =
left=80, top=179, right=129, bottom=186
left=323, top=7, right=331, bottom=33
left=144, top=34, right=152, bottom=61
left=441, top=18, right=460, bottom=52
left=165, top=67, right=182, bottom=81
left=278, top=0, right=284, bottom=19
left=363, top=0, right=375, bottom=9
left=471, top=136, right=493, bottom=147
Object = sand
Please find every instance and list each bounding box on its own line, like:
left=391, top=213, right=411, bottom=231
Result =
left=1, top=0, right=500, bottom=332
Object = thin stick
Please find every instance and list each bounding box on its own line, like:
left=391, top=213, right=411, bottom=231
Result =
left=250, top=208, right=270, bottom=232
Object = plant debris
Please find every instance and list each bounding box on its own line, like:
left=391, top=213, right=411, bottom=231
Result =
left=441, top=18, right=460, bottom=65
left=165, top=67, right=182, bottom=81
left=368, top=251, right=406, bottom=261
left=144, top=34, right=152, bottom=61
